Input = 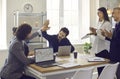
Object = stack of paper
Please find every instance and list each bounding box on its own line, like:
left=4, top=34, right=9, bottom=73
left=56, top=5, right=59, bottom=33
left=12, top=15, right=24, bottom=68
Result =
left=58, top=62, right=80, bottom=68
left=87, top=57, right=105, bottom=62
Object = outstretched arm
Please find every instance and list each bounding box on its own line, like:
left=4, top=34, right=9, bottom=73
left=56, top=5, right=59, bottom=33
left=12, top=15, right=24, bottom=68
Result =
left=25, top=20, right=50, bottom=41
left=41, top=20, right=52, bottom=41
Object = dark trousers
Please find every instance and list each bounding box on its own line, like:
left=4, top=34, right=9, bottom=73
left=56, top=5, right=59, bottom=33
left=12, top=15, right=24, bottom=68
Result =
left=1, top=77, right=4, bottom=79
left=1, top=74, right=36, bottom=79
left=95, top=50, right=110, bottom=76
left=96, top=50, right=120, bottom=79
left=20, top=74, right=36, bottom=79
left=116, top=64, right=120, bottom=79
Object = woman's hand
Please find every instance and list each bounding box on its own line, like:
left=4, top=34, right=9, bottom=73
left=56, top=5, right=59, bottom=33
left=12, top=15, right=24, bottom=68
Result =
left=89, top=27, right=97, bottom=35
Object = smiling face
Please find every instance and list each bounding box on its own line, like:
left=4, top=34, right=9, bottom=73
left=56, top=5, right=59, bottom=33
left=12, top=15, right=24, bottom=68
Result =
left=58, top=31, right=67, bottom=40
left=98, top=11, right=104, bottom=21
left=112, top=8, right=120, bottom=22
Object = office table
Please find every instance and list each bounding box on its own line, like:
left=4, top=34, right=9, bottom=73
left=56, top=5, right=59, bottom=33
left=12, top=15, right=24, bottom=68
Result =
left=25, top=54, right=110, bottom=79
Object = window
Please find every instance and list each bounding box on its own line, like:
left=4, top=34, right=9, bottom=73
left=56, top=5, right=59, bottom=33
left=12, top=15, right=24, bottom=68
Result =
left=47, top=0, right=90, bottom=44
left=47, top=0, right=60, bottom=34
left=0, top=0, right=7, bottom=50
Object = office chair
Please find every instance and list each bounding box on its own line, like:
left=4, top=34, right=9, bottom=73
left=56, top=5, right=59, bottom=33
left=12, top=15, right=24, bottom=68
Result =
left=72, top=67, right=94, bottom=79
left=98, top=62, right=119, bottom=79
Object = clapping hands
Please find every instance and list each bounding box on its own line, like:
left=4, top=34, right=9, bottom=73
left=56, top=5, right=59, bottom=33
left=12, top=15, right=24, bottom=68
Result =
left=100, top=29, right=112, bottom=39
left=88, top=27, right=97, bottom=35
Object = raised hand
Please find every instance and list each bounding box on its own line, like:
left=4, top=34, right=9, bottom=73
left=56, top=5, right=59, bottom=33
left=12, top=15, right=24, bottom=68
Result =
left=41, top=20, right=50, bottom=31
left=43, top=20, right=49, bottom=26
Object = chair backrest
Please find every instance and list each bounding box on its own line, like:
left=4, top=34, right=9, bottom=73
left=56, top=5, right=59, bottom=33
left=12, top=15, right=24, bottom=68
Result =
left=98, top=62, right=119, bottom=79
left=72, top=67, right=94, bottom=79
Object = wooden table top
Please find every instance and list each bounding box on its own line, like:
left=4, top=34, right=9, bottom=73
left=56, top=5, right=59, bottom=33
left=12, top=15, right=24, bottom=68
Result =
left=29, top=54, right=110, bottom=73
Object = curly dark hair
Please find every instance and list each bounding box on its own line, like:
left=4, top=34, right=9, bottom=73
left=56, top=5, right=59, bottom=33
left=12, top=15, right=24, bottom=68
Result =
left=16, top=24, right=32, bottom=40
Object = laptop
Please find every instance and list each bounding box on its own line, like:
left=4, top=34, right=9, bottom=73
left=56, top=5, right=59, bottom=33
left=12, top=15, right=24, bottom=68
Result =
left=34, top=47, right=60, bottom=67
left=57, top=46, right=71, bottom=56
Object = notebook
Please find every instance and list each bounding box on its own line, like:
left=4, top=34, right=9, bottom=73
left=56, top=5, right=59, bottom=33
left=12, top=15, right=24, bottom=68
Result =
left=81, top=34, right=90, bottom=40
left=58, top=62, right=80, bottom=68
left=87, top=57, right=105, bottom=62
left=34, top=48, right=60, bottom=67
left=57, top=46, right=71, bottom=56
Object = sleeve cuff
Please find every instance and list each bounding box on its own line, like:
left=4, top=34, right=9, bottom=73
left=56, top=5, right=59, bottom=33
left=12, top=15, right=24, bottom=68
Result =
left=105, top=37, right=111, bottom=41
left=37, top=30, right=42, bottom=37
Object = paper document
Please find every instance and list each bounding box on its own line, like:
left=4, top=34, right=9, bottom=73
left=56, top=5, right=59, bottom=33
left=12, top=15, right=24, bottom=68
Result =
left=87, top=57, right=105, bottom=62
left=58, top=62, right=80, bottom=68
left=81, top=34, right=90, bottom=40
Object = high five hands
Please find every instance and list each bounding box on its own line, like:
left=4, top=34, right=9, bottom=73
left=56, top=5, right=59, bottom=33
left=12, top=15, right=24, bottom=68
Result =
left=41, top=20, right=50, bottom=31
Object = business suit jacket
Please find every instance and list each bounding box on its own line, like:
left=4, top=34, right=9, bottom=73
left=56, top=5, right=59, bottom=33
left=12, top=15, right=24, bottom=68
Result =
left=106, top=22, right=120, bottom=62
left=0, top=32, right=40, bottom=79
left=24, top=31, right=41, bottom=56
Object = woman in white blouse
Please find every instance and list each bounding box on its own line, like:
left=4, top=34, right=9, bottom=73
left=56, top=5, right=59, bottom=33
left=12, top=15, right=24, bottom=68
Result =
left=88, top=7, right=112, bottom=75
left=90, top=7, right=112, bottom=54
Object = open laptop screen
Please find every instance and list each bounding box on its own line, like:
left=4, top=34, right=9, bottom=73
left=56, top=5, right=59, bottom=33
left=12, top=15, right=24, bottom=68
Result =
left=35, top=48, right=54, bottom=63
left=58, top=46, right=71, bottom=56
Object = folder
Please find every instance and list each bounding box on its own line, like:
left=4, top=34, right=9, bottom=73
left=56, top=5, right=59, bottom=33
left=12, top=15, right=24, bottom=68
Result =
left=58, top=62, right=80, bottom=68
left=87, top=57, right=105, bottom=62
left=81, top=34, right=90, bottom=40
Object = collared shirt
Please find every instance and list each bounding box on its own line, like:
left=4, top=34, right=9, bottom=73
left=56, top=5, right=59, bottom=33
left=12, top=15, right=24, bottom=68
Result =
left=90, top=20, right=112, bottom=54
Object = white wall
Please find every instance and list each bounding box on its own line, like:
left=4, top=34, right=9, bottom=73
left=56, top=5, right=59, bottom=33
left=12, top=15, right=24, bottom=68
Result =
left=78, top=0, right=90, bottom=43
left=6, top=0, right=46, bottom=47
left=0, top=50, right=8, bottom=67
left=90, top=0, right=99, bottom=27
left=90, top=0, right=120, bottom=27
left=0, top=0, right=1, bottom=31
left=89, top=0, right=99, bottom=55
left=99, top=0, right=120, bottom=9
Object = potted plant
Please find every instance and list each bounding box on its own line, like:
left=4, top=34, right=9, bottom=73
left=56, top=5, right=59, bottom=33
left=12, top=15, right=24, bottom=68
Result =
left=83, top=42, right=92, bottom=54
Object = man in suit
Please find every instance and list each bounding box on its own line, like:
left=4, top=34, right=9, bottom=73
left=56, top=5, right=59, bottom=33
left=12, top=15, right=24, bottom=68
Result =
left=101, top=7, right=120, bottom=79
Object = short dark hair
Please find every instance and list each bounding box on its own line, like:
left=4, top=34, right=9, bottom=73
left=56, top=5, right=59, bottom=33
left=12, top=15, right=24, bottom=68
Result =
left=16, top=24, right=32, bottom=40
left=12, top=27, right=17, bottom=34
left=98, top=7, right=110, bottom=21
left=60, top=27, right=69, bottom=36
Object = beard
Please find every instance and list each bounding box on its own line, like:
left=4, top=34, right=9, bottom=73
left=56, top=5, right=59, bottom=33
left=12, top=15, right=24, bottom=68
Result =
left=58, top=36, right=63, bottom=41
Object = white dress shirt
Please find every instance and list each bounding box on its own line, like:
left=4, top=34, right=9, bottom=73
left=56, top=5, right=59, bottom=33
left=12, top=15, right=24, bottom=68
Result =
left=90, top=20, right=112, bottom=54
